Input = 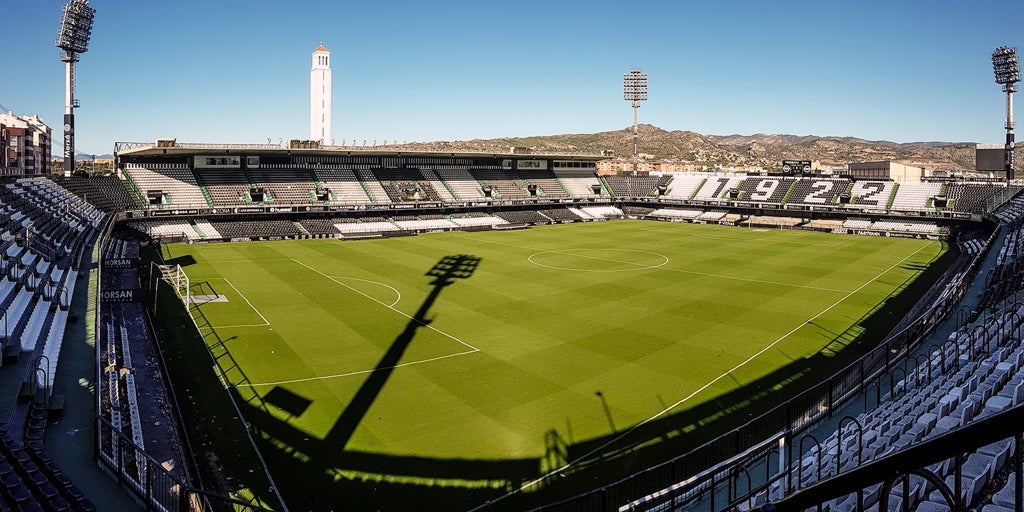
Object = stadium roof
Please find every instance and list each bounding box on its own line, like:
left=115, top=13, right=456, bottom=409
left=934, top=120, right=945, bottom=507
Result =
left=113, top=141, right=606, bottom=161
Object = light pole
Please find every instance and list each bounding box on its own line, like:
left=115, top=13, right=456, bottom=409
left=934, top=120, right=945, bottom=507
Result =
left=55, top=0, right=95, bottom=178
left=992, top=46, right=1021, bottom=181
left=623, top=69, right=648, bottom=175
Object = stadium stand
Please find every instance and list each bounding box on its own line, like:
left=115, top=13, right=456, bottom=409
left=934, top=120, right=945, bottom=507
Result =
left=744, top=215, right=802, bottom=227
left=803, top=218, right=846, bottom=232
left=248, top=166, right=318, bottom=204
left=298, top=218, right=343, bottom=236
left=371, top=168, right=444, bottom=203
left=127, top=220, right=200, bottom=241
left=697, top=210, right=728, bottom=222
left=719, top=213, right=743, bottom=225
left=418, top=168, right=458, bottom=202
left=536, top=208, right=580, bottom=222
left=470, top=169, right=529, bottom=200
left=648, top=208, right=703, bottom=220
left=871, top=220, right=943, bottom=236
left=207, top=219, right=303, bottom=239
left=122, top=163, right=208, bottom=208
left=311, top=168, right=374, bottom=204
left=355, top=169, right=392, bottom=204
left=194, top=167, right=253, bottom=206
left=843, top=218, right=875, bottom=230
left=435, top=167, right=485, bottom=201
left=602, top=174, right=670, bottom=197
left=946, top=183, right=1023, bottom=213
left=692, top=175, right=745, bottom=201
left=552, top=168, right=606, bottom=197
left=51, top=175, right=140, bottom=212
left=577, top=206, right=623, bottom=219
left=192, top=219, right=222, bottom=239
left=522, top=171, right=569, bottom=199
left=393, top=217, right=459, bottom=231
left=787, top=178, right=851, bottom=205
left=335, top=219, right=400, bottom=234
left=735, top=177, right=794, bottom=203
left=661, top=173, right=707, bottom=200
left=620, top=205, right=656, bottom=217
left=495, top=210, right=550, bottom=224
left=0, top=177, right=105, bottom=512
left=847, top=180, right=897, bottom=208
left=449, top=213, right=508, bottom=228
left=890, top=181, right=943, bottom=211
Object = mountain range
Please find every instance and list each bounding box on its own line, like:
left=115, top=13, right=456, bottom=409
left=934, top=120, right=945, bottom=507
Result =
left=60, top=126, right=1000, bottom=172
left=386, top=124, right=991, bottom=172
left=75, top=152, right=114, bottom=160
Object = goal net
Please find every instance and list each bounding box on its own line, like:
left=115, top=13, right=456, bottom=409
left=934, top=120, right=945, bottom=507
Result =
left=151, top=262, right=190, bottom=307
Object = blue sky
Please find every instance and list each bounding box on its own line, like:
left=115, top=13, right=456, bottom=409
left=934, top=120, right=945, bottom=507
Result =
left=3, top=0, right=1021, bottom=155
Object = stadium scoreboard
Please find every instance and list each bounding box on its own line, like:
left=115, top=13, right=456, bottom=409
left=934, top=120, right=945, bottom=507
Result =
left=781, top=160, right=812, bottom=174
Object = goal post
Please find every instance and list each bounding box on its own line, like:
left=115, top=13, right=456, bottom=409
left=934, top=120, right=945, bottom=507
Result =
left=149, top=261, right=190, bottom=312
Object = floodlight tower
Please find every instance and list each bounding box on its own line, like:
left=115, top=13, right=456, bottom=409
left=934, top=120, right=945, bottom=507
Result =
left=55, top=0, right=95, bottom=177
left=993, top=46, right=1021, bottom=181
left=624, top=69, right=648, bottom=175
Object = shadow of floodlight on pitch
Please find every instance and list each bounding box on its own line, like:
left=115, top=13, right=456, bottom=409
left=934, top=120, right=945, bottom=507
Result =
left=325, top=254, right=482, bottom=449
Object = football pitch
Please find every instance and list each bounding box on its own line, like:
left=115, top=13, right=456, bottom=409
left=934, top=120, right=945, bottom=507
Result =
left=161, top=220, right=947, bottom=508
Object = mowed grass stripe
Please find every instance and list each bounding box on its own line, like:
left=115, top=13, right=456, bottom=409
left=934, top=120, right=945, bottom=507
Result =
left=166, top=221, right=945, bottom=461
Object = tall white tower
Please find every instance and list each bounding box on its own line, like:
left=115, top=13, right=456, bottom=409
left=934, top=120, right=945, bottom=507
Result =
left=310, top=43, right=332, bottom=145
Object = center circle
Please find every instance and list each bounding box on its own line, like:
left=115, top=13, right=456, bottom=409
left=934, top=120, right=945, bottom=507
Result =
left=527, top=248, right=669, bottom=272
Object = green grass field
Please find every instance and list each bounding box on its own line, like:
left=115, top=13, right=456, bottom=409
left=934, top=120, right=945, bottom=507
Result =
left=161, top=220, right=948, bottom=510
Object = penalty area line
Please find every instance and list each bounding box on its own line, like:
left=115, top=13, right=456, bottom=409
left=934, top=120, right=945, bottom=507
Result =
left=232, top=258, right=482, bottom=388
left=200, top=277, right=271, bottom=329
left=289, top=258, right=479, bottom=353
left=234, top=348, right=479, bottom=388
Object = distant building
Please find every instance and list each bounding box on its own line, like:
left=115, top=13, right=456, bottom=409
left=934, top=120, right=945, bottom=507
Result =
left=310, top=43, right=332, bottom=145
left=0, top=111, right=51, bottom=176
left=841, top=161, right=925, bottom=181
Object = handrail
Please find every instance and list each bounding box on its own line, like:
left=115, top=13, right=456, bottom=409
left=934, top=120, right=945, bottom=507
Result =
left=769, top=404, right=1024, bottom=511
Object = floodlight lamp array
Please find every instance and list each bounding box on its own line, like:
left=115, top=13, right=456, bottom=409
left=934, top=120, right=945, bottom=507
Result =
left=992, top=46, right=1021, bottom=89
left=55, top=0, right=95, bottom=54
left=624, top=69, right=648, bottom=102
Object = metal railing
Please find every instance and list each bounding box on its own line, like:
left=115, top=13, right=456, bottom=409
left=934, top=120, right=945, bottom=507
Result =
left=97, top=417, right=269, bottom=512
left=771, top=404, right=1024, bottom=512
left=92, top=214, right=272, bottom=511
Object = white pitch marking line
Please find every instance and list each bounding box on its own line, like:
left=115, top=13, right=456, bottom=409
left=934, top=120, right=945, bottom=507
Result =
left=527, top=249, right=670, bottom=273
left=236, top=259, right=481, bottom=388
left=203, top=277, right=270, bottom=328
left=235, top=349, right=478, bottom=388
left=289, top=258, right=479, bottom=353
left=207, top=323, right=271, bottom=330
left=328, top=276, right=402, bottom=308
left=476, top=242, right=935, bottom=506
